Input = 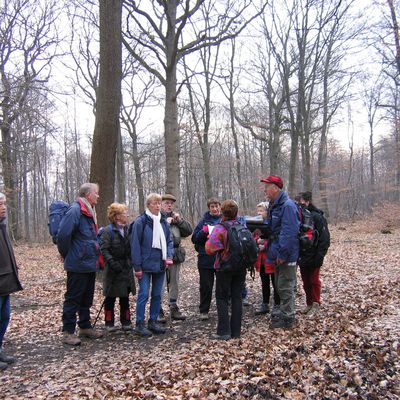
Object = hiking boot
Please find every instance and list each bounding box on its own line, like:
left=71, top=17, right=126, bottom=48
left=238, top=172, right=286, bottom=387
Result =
left=271, top=304, right=281, bottom=319
left=105, top=324, right=119, bottom=333
left=62, top=332, right=81, bottom=346
left=211, top=333, right=231, bottom=341
left=134, top=321, right=152, bottom=337
left=301, top=305, right=313, bottom=314
left=307, top=302, right=320, bottom=316
left=79, top=328, right=103, bottom=339
left=255, top=303, right=269, bottom=315
left=157, top=308, right=167, bottom=324
left=121, top=323, right=133, bottom=332
left=0, top=350, right=15, bottom=364
left=0, top=361, right=8, bottom=371
left=199, top=313, right=209, bottom=321
left=148, top=320, right=167, bottom=334
left=271, top=317, right=295, bottom=329
left=170, top=305, right=186, bottom=321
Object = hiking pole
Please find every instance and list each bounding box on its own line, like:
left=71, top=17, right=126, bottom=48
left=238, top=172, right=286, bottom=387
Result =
left=165, top=267, right=173, bottom=330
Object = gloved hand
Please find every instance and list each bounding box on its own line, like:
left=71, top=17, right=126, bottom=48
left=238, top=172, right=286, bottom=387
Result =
left=110, top=260, right=122, bottom=274
left=202, top=225, right=209, bottom=234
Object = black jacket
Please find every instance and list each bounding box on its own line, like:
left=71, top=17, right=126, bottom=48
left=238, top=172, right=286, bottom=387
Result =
left=298, top=204, right=330, bottom=269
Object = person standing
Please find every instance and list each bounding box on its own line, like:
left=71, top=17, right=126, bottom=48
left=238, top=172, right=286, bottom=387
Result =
left=261, top=175, right=300, bottom=329
left=191, top=198, right=222, bottom=320
left=298, top=191, right=330, bottom=315
left=57, top=183, right=104, bottom=345
left=130, top=193, right=173, bottom=337
left=161, top=194, right=192, bottom=321
left=205, top=200, right=247, bottom=340
left=99, top=203, right=135, bottom=332
left=0, top=193, right=22, bottom=370
left=252, top=202, right=281, bottom=316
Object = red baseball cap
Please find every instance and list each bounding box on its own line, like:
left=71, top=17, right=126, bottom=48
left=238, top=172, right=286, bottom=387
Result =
left=260, top=175, right=284, bottom=189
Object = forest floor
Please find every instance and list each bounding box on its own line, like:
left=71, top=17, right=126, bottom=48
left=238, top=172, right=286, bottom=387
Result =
left=0, top=204, right=400, bottom=399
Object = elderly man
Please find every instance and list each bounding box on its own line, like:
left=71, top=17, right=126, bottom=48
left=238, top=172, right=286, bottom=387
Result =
left=161, top=194, right=192, bottom=321
left=0, top=193, right=22, bottom=370
left=57, top=183, right=104, bottom=345
left=261, top=175, right=300, bottom=329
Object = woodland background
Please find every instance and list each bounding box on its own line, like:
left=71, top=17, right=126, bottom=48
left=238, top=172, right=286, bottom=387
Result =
left=1, top=0, right=400, bottom=240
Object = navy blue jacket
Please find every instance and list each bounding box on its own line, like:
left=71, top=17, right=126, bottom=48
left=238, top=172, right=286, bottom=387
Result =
left=57, top=199, right=100, bottom=273
left=130, top=213, right=173, bottom=273
left=267, top=191, right=300, bottom=264
left=191, top=211, right=221, bottom=269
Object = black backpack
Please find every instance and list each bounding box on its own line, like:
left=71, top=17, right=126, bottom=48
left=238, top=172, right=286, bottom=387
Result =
left=219, top=221, right=258, bottom=274
left=297, top=205, right=318, bottom=250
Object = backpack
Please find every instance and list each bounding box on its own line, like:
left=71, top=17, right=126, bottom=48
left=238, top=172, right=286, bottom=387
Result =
left=219, top=221, right=259, bottom=275
left=298, top=205, right=319, bottom=251
left=48, top=200, right=70, bottom=244
left=97, top=224, right=115, bottom=270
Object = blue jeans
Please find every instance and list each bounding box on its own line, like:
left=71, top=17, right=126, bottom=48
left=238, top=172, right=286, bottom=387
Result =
left=62, top=271, right=96, bottom=333
left=136, top=272, right=164, bottom=323
left=0, top=295, right=11, bottom=348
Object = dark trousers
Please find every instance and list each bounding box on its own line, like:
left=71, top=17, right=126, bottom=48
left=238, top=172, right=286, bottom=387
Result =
left=300, top=266, right=321, bottom=305
left=62, top=271, right=96, bottom=333
left=259, top=268, right=280, bottom=305
left=215, top=270, right=246, bottom=338
left=104, top=296, right=130, bottom=326
left=198, top=267, right=215, bottom=314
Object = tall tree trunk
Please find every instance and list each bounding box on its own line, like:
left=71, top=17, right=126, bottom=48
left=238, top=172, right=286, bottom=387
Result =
left=90, top=0, right=122, bottom=226
left=116, top=125, right=126, bottom=203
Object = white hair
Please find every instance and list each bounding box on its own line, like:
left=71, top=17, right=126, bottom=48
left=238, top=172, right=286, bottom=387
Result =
left=0, top=192, right=6, bottom=201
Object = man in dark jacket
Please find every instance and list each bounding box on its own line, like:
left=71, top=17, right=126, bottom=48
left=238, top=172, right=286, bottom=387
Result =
left=298, top=191, right=330, bottom=315
left=161, top=194, right=193, bottom=320
left=262, top=175, right=300, bottom=329
left=0, top=193, right=22, bottom=370
left=191, top=198, right=221, bottom=320
left=57, top=183, right=103, bottom=346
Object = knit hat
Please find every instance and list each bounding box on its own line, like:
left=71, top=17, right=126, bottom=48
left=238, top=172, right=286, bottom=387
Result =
left=162, top=194, right=176, bottom=202
left=260, top=175, right=283, bottom=189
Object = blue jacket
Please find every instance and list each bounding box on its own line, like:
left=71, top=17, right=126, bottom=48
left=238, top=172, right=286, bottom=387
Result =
left=191, top=211, right=221, bottom=269
left=130, top=213, right=173, bottom=273
left=57, top=199, right=100, bottom=273
left=267, top=191, right=300, bottom=264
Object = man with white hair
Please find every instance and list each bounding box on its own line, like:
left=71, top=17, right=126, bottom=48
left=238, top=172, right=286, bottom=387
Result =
left=0, top=192, right=22, bottom=370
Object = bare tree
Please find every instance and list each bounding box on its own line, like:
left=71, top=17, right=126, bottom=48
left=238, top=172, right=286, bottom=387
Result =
left=90, top=0, right=122, bottom=226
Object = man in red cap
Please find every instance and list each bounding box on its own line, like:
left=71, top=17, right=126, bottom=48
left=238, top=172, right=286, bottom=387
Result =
left=261, top=175, right=300, bottom=329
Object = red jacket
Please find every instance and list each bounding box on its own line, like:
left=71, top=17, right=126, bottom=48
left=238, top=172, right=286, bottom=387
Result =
left=253, top=229, right=275, bottom=274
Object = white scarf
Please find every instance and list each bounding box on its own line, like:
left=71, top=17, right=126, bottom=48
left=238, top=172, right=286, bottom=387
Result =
left=145, top=208, right=167, bottom=260
left=81, top=197, right=97, bottom=225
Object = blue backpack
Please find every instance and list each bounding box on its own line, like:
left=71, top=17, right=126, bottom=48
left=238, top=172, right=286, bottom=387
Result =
left=48, top=200, right=70, bottom=244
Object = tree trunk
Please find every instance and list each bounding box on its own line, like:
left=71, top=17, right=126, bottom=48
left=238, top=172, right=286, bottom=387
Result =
left=116, top=125, right=126, bottom=203
left=90, top=0, right=122, bottom=226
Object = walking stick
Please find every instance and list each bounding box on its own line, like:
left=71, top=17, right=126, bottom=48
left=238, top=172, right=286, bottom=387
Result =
left=165, top=268, right=173, bottom=330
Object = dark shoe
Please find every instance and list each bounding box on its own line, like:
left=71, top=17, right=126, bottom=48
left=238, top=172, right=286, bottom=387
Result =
left=62, top=332, right=81, bottom=346
left=211, top=333, right=231, bottom=341
left=271, top=304, right=281, bottom=319
left=170, top=305, right=187, bottom=321
left=242, top=298, right=251, bottom=307
left=157, top=308, right=167, bottom=324
left=121, top=323, right=133, bottom=332
left=0, top=350, right=15, bottom=364
left=0, top=361, right=7, bottom=371
left=148, top=319, right=167, bottom=334
left=271, top=317, right=294, bottom=329
left=79, top=328, right=103, bottom=339
left=255, top=303, right=269, bottom=315
left=134, top=321, right=152, bottom=337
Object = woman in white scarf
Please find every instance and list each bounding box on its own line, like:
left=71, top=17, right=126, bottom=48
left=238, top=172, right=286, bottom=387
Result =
left=131, top=193, right=173, bottom=337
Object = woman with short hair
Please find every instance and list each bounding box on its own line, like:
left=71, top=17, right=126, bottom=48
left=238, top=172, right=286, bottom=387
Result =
left=130, top=193, right=173, bottom=337
left=99, top=203, right=135, bottom=332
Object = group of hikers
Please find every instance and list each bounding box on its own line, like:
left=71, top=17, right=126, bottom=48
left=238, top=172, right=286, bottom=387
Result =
left=0, top=175, right=330, bottom=367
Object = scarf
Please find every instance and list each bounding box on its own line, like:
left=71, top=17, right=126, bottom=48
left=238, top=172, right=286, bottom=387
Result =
left=81, top=197, right=97, bottom=225
left=145, top=208, right=167, bottom=260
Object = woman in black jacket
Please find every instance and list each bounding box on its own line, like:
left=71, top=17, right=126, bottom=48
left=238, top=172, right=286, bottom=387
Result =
left=99, top=203, right=135, bottom=332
